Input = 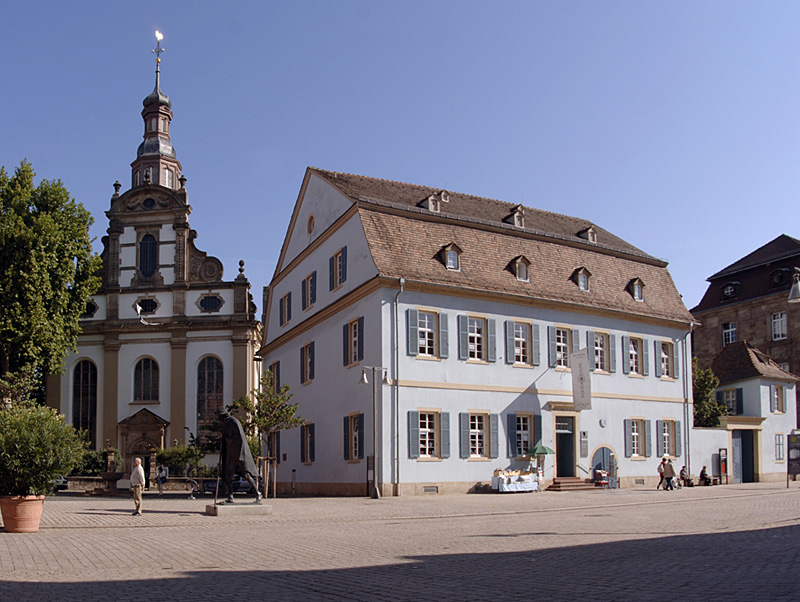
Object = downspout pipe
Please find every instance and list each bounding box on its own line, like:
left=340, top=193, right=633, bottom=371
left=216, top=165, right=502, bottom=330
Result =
left=682, top=323, right=694, bottom=476
left=393, top=276, right=404, bottom=495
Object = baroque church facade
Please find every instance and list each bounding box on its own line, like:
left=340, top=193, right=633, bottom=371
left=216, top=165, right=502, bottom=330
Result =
left=46, top=47, right=260, bottom=475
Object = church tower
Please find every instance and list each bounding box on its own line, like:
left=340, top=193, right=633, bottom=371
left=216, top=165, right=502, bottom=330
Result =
left=48, top=33, right=260, bottom=479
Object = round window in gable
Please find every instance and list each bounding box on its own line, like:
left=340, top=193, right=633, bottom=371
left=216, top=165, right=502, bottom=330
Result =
left=138, top=298, right=158, bottom=314
left=143, top=198, right=156, bottom=209
left=199, top=295, right=223, bottom=312
left=307, top=215, right=315, bottom=235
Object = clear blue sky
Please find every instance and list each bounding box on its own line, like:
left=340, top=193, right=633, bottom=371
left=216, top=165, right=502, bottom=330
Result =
left=2, top=2, right=799, bottom=311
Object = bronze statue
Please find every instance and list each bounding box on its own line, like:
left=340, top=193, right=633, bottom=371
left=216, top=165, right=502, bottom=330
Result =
left=217, top=408, right=262, bottom=504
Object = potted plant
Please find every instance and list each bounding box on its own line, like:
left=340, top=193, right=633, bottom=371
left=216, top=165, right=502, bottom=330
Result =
left=0, top=400, right=85, bottom=532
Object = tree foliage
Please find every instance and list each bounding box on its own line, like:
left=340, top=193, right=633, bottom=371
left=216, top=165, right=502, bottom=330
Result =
left=230, top=369, right=304, bottom=451
left=0, top=161, right=102, bottom=381
left=693, top=357, right=727, bottom=427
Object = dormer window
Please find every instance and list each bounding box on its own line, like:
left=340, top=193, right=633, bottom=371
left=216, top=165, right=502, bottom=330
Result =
left=441, top=243, right=462, bottom=271
left=578, top=227, right=597, bottom=243
left=513, top=256, right=531, bottom=282
left=573, top=267, right=591, bottom=291
left=420, top=192, right=447, bottom=213
left=503, top=205, right=525, bottom=228
left=628, top=278, right=645, bottom=301
left=770, top=269, right=791, bottom=289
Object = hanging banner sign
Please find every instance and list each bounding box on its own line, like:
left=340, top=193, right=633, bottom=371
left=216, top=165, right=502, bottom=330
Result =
left=571, top=348, right=592, bottom=411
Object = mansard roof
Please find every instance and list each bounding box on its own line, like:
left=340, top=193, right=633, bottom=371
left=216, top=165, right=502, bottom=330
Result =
left=308, top=168, right=692, bottom=325
left=711, top=340, right=799, bottom=386
left=310, top=168, right=662, bottom=263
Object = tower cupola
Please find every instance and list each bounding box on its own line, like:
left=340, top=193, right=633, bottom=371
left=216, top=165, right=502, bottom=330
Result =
left=130, top=31, right=182, bottom=190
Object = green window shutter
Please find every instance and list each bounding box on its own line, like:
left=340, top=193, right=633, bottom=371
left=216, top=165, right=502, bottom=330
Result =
left=507, top=413, right=517, bottom=457
left=572, top=329, right=581, bottom=351
left=287, top=292, right=292, bottom=321
left=301, top=279, right=307, bottom=310
left=276, top=431, right=281, bottom=465
left=505, top=321, right=515, bottom=365
left=548, top=326, right=557, bottom=367
left=274, top=361, right=280, bottom=388
left=357, top=316, right=364, bottom=361
left=408, top=411, right=420, bottom=459
left=609, top=334, right=616, bottom=373
left=586, top=331, right=596, bottom=370
left=459, top=412, right=470, bottom=458
left=654, top=341, right=662, bottom=377
left=357, top=413, right=364, bottom=459
left=621, top=336, right=631, bottom=374
left=309, top=342, right=315, bottom=380
left=642, top=339, right=650, bottom=376
left=406, top=309, right=418, bottom=356
left=300, top=346, right=306, bottom=384
left=644, top=420, right=652, bottom=457
left=656, top=420, right=664, bottom=458
left=440, top=412, right=450, bottom=459
left=624, top=419, right=632, bottom=458
left=736, top=388, right=744, bottom=415
left=329, top=256, right=334, bottom=291
left=673, top=342, right=680, bottom=379
left=675, top=421, right=682, bottom=457
left=343, top=417, right=350, bottom=460
left=533, top=414, right=542, bottom=448
left=532, top=324, right=540, bottom=366
left=279, top=298, right=284, bottom=325
left=300, top=425, right=306, bottom=463
left=458, top=315, right=469, bottom=360
left=770, top=385, right=776, bottom=412
left=489, top=413, right=499, bottom=458
left=310, top=271, right=317, bottom=304
left=341, top=246, right=347, bottom=283
left=439, top=313, right=449, bottom=358
left=309, top=423, right=315, bottom=462
left=487, top=319, right=497, bottom=363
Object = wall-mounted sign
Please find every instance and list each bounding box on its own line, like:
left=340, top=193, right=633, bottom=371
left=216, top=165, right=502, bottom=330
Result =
left=571, top=348, right=592, bottom=411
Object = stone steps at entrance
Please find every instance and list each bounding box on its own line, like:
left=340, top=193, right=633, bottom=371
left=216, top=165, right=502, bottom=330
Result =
left=546, top=477, right=599, bottom=492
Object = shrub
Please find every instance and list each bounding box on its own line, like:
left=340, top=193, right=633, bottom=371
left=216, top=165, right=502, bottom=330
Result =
left=0, top=404, right=86, bottom=495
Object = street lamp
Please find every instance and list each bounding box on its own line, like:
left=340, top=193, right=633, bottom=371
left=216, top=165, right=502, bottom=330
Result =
left=788, top=268, right=800, bottom=304
left=359, top=366, right=388, bottom=499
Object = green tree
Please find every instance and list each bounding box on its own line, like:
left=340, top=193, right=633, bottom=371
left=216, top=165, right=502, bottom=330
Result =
left=0, top=161, right=101, bottom=384
left=693, top=357, right=727, bottom=427
left=230, top=369, right=304, bottom=456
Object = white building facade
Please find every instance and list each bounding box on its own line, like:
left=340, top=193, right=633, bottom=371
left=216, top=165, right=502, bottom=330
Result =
left=260, top=169, right=696, bottom=495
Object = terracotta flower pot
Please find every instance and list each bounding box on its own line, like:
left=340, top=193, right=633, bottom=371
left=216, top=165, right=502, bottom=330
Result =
left=0, top=495, right=45, bottom=533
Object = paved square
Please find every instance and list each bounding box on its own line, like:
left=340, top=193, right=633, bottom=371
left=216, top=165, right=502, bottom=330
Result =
left=1, top=482, right=799, bottom=601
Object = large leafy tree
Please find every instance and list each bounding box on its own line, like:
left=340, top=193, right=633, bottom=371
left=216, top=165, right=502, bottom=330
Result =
left=692, top=357, right=727, bottom=427
left=0, top=161, right=101, bottom=384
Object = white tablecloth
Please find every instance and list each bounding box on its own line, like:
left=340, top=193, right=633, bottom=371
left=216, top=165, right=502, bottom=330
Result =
left=491, top=474, right=538, bottom=492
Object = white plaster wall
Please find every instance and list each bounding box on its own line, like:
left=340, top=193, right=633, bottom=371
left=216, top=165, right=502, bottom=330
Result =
left=283, top=174, right=354, bottom=268
left=267, top=213, right=378, bottom=345
left=185, top=289, right=235, bottom=317
left=118, top=292, right=174, bottom=320
left=689, top=427, right=729, bottom=478
left=117, top=341, right=172, bottom=424
left=61, top=339, right=105, bottom=436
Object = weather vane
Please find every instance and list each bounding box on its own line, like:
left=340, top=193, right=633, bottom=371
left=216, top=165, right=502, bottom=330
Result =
left=152, top=30, right=165, bottom=70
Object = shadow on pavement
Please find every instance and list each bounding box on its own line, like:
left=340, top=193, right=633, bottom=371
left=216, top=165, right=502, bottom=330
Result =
left=2, top=523, right=798, bottom=601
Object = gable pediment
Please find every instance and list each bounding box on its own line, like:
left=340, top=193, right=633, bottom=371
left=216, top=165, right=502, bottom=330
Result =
left=118, top=408, right=170, bottom=427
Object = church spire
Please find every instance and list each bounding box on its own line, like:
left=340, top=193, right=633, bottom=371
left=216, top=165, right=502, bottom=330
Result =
left=130, top=31, right=182, bottom=190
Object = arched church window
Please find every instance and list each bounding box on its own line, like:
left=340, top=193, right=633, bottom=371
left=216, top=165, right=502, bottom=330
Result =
left=197, top=356, right=224, bottom=450
left=72, top=360, right=97, bottom=449
left=139, top=234, right=157, bottom=278
left=134, top=358, right=159, bottom=403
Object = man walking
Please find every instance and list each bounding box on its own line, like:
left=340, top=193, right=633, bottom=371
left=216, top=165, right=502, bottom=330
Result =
left=131, top=457, right=146, bottom=515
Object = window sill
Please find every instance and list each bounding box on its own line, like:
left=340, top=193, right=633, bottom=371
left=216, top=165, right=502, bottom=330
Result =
left=555, top=366, right=572, bottom=373
left=303, top=461, right=313, bottom=466
left=416, top=457, right=443, bottom=462
left=415, top=355, right=442, bottom=362
left=346, top=361, right=361, bottom=369
left=466, top=359, right=489, bottom=365
left=630, top=456, right=648, bottom=462
left=660, top=376, right=676, bottom=382
left=347, top=458, right=361, bottom=464
left=627, top=373, right=645, bottom=379
left=512, top=362, right=534, bottom=369
left=592, top=370, right=611, bottom=376
left=302, top=380, right=313, bottom=386
left=468, top=457, right=491, bottom=462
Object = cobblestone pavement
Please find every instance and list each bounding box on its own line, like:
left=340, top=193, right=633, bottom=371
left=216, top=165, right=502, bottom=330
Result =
left=2, top=482, right=799, bottom=601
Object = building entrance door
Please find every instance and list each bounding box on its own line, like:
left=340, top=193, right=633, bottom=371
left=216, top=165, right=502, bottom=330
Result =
left=555, top=416, right=575, bottom=477
left=732, top=430, right=755, bottom=484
